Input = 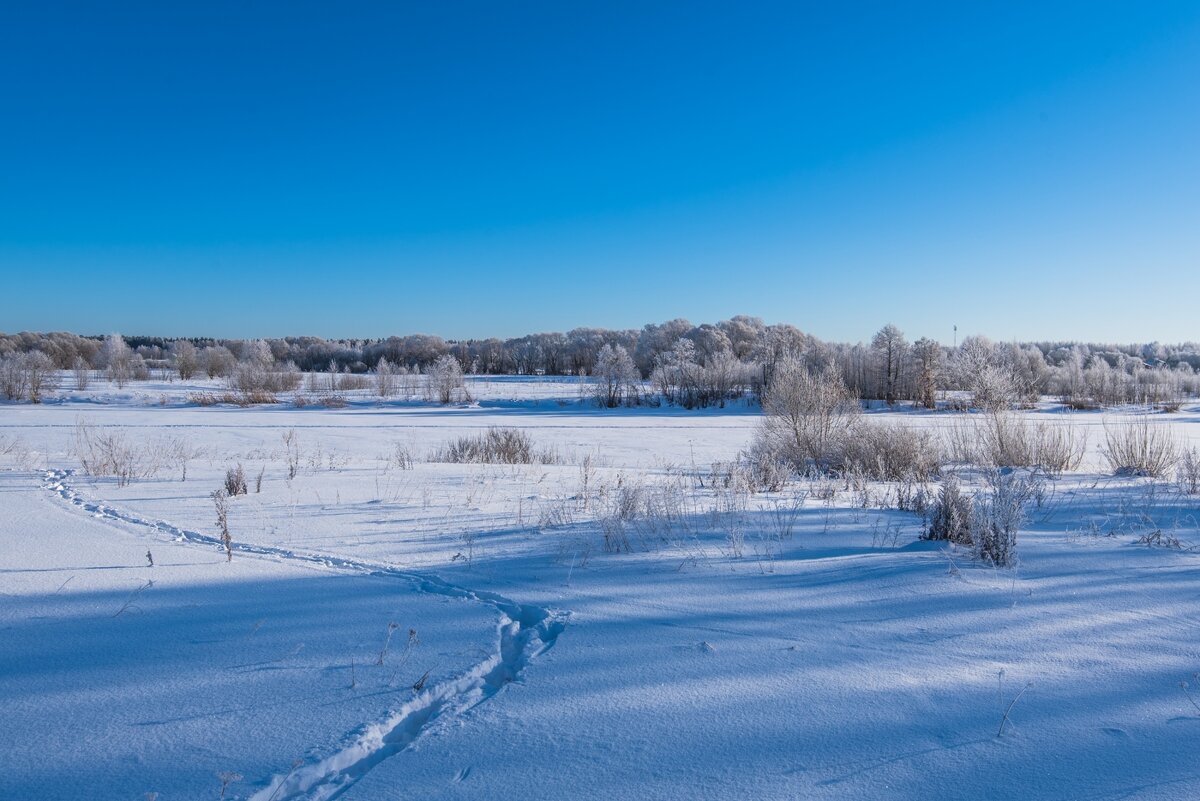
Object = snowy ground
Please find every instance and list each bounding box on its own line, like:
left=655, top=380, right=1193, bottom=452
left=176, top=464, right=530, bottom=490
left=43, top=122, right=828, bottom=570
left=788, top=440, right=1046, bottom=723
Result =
left=4, top=377, right=1200, bottom=800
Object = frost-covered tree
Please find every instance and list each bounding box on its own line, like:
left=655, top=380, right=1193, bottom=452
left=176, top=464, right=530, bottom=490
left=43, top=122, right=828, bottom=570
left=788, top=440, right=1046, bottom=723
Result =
left=717, top=315, right=765, bottom=360
left=25, top=351, right=55, bottom=402
left=101, top=333, right=133, bottom=387
left=72, top=355, right=91, bottom=391
left=911, top=337, right=942, bottom=409
left=202, top=346, right=236, bottom=379
left=751, top=324, right=807, bottom=392
left=953, top=336, right=1016, bottom=411
left=592, top=344, right=640, bottom=407
left=635, top=319, right=693, bottom=376
left=0, top=353, right=29, bottom=401
left=651, top=339, right=700, bottom=407
left=703, top=349, right=747, bottom=407
left=686, top=324, right=733, bottom=365
left=241, top=339, right=274, bottom=368
left=171, top=340, right=199, bottom=380
left=0, top=351, right=56, bottom=403
left=375, top=356, right=397, bottom=398
left=426, top=354, right=468, bottom=404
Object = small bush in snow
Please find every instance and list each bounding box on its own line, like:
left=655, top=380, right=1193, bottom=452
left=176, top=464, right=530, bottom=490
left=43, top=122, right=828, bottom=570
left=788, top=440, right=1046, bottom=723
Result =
left=972, top=471, right=1040, bottom=567
left=755, top=362, right=939, bottom=482
left=213, top=489, right=233, bottom=561
left=739, top=441, right=792, bottom=493
left=101, top=333, right=133, bottom=386
left=1, top=354, right=30, bottom=401
left=1177, top=448, right=1200, bottom=495
left=756, top=361, right=860, bottom=472
left=1102, top=416, right=1180, bottom=477
left=75, top=422, right=145, bottom=487
left=283, top=429, right=301, bottom=479
left=924, top=477, right=974, bottom=544
left=227, top=358, right=301, bottom=401
left=1135, top=528, right=1183, bottom=549
left=224, top=464, right=248, bottom=496
left=391, top=442, right=415, bottom=470
left=842, top=421, right=941, bottom=481
left=189, top=390, right=280, bottom=407
left=944, top=412, right=1084, bottom=476
left=430, top=427, right=557, bottom=465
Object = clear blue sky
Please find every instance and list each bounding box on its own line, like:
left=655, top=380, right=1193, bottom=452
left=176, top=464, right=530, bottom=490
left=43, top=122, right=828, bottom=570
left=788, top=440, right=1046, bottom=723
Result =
left=2, top=2, right=1198, bottom=343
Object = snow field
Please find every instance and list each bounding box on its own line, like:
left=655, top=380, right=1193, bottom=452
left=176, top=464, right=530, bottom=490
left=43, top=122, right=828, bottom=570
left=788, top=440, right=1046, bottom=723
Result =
left=3, top=378, right=1200, bottom=799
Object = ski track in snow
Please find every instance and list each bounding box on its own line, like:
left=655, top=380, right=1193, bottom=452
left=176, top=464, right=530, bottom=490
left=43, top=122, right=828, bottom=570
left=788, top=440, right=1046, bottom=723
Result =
left=41, top=468, right=568, bottom=801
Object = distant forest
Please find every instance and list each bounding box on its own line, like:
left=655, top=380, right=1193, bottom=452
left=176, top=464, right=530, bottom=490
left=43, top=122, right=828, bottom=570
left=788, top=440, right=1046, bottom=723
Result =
left=3, top=317, right=1199, bottom=409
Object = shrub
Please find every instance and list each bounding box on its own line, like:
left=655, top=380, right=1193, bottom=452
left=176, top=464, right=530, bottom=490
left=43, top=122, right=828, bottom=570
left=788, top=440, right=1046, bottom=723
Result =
left=1177, top=448, right=1200, bottom=495
left=757, top=362, right=860, bottom=471
left=0, top=354, right=29, bottom=401
left=224, top=464, right=248, bottom=496
left=227, top=359, right=300, bottom=399
left=739, top=441, right=792, bottom=492
left=924, top=477, right=973, bottom=544
left=944, top=412, right=1084, bottom=476
left=755, top=364, right=939, bottom=482
left=75, top=422, right=145, bottom=487
left=651, top=340, right=752, bottom=409
left=342, top=370, right=370, bottom=391
left=188, top=391, right=277, bottom=407
left=1102, top=416, right=1180, bottom=477
left=430, top=427, right=557, bottom=464
left=213, top=489, right=233, bottom=561
left=24, top=352, right=56, bottom=403
left=972, top=471, right=1039, bottom=567
left=391, top=442, right=415, bottom=470
left=283, top=429, right=301, bottom=479
left=842, top=421, right=941, bottom=481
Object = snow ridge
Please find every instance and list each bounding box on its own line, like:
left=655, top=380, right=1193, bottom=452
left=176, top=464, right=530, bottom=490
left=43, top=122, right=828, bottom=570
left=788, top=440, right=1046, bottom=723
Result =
left=42, top=469, right=567, bottom=801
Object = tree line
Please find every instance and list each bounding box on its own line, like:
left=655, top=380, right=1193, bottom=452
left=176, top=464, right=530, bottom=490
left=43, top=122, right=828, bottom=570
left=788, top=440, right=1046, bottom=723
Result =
left=2, top=319, right=1199, bottom=409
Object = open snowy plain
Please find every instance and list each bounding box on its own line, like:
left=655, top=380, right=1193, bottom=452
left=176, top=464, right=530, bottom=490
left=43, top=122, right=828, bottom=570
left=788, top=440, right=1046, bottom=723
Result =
left=4, top=376, right=1200, bottom=800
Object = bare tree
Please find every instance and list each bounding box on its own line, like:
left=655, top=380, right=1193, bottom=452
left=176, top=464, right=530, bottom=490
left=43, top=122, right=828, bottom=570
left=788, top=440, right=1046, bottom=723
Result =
left=871, top=323, right=907, bottom=405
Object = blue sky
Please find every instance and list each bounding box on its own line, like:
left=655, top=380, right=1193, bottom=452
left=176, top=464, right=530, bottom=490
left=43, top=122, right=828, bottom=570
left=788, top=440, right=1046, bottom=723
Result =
left=1, top=2, right=1198, bottom=343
